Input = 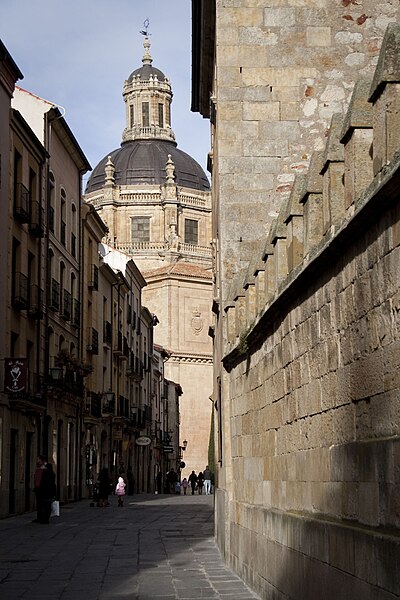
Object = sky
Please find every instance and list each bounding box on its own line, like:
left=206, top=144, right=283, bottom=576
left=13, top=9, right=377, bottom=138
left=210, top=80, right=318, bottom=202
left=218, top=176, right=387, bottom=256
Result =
left=0, top=0, right=211, bottom=188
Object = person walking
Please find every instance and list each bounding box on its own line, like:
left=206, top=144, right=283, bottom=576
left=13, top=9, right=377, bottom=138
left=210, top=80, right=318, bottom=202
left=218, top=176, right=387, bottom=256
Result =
left=97, top=466, right=111, bottom=507
left=181, top=477, right=188, bottom=495
left=203, top=466, right=212, bottom=495
left=188, top=470, right=198, bottom=495
left=33, top=455, right=56, bottom=524
left=156, top=471, right=163, bottom=494
left=115, top=476, right=126, bottom=506
left=166, top=468, right=178, bottom=494
left=197, top=471, right=204, bottom=495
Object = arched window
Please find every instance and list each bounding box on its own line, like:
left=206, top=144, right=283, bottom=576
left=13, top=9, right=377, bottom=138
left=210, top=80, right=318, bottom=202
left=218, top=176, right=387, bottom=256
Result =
left=49, top=172, right=55, bottom=233
left=60, top=188, right=66, bottom=246
left=71, top=204, right=77, bottom=258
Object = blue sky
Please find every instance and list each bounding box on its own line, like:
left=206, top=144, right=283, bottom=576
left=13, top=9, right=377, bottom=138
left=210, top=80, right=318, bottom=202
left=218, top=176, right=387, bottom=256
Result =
left=0, top=0, right=211, bottom=186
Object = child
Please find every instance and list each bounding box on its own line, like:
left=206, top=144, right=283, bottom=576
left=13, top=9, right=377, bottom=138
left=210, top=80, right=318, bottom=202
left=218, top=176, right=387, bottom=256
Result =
left=181, top=477, right=188, bottom=495
left=115, top=476, right=126, bottom=506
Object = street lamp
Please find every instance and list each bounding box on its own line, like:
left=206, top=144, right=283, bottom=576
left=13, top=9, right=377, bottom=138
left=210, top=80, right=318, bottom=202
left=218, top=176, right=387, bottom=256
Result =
left=49, top=366, right=63, bottom=382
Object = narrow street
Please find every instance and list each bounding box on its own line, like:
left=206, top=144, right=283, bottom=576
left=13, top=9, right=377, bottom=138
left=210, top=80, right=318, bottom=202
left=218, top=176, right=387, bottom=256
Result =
left=0, top=493, right=260, bottom=600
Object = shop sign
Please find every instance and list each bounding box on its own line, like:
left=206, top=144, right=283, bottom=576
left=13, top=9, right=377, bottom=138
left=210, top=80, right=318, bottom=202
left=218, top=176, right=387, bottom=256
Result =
left=4, top=358, right=28, bottom=393
left=136, top=436, right=151, bottom=446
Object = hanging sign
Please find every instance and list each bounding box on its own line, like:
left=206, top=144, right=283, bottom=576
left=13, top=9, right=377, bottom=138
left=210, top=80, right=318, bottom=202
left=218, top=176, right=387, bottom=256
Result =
left=136, top=436, right=151, bottom=446
left=4, top=358, right=28, bottom=393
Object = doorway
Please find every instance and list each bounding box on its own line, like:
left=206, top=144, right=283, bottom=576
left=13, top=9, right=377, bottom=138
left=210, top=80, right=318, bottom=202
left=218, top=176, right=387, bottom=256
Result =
left=9, top=429, right=17, bottom=514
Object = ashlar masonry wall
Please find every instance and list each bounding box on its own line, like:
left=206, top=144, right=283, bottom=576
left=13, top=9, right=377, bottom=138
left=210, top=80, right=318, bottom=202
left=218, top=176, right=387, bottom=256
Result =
left=220, top=23, right=400, bottom=599
left=215, top=0, right=400, bottom=302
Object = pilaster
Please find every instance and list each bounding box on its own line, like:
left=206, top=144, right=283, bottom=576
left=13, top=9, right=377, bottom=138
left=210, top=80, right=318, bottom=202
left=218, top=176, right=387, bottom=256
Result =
left=340, top=79, right=374, bottom=210
left=369, top=23, right=400, bottom=176
left=320, top=113, right=345, bottom=233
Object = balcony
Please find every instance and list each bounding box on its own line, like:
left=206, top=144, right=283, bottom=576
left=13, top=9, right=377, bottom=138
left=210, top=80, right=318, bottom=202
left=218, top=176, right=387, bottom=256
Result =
left=12, top=272, right=28, bottom=309
left=118, top=396, right=130, bottom=418
left=28, top=284, right=43, bottom=319
left=88, top=265, right=99, bottom=290
left=101, top=393, right=115, bottom=417
left=29, top=201, right=45, bottom=237
left=103, top=321, right=112, bottom=346
left=49, top=278, right=60, bottom=311
left=87, top=328, right=99, bottom=355
left=113, top=331, right=123, bottom=355
left=122, top=336, right=129, bottom=360
left=84, top=393, right=102, bottom=423
left=72, top=299, right=80, bottom=327
left=14, top=183, right=29, bottom=223
left=61, top=289, right=72, bottom=321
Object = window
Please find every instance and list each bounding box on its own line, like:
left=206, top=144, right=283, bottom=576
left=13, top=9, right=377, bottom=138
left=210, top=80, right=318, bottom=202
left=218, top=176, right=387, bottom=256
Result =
left=49, top=172, right=55, bottom=233
left=158, top=103, right=164, bottom=128
left=184, top=219, right=198, bottom=245
left=60, top=189, right=66, bottom=246
left=132, top=217, right=150, bottom=242
left=142, top=102, right=149, bottom=128
left=130, top=105, right=134, bottom=128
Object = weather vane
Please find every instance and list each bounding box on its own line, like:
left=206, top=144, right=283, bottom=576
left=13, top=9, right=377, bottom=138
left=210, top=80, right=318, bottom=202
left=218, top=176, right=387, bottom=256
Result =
left=140, top=18, right=150, bottom=36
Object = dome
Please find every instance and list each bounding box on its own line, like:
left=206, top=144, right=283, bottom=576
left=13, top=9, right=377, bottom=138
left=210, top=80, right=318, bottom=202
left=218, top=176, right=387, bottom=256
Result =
left=85, top=140, right=210, bottom=193
left=127, top=64, right=166, bottom=83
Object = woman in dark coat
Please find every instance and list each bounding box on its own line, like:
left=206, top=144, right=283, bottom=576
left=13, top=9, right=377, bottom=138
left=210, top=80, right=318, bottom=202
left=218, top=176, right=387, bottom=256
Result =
left=34, top=456, right=56, bottom=524
left=97, top=467, right=111, bottom=507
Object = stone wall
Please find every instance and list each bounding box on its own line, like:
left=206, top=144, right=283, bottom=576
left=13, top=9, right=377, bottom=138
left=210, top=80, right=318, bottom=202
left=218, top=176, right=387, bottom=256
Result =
left=218, top=23, right=400, bottom=599
left=214, top=0, right=400, bottom=301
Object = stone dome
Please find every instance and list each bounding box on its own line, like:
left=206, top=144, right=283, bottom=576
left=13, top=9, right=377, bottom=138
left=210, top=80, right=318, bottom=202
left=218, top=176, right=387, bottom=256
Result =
left=127, top=64, right=167, bottom=83
left=85, top=139, right=210, bottom=193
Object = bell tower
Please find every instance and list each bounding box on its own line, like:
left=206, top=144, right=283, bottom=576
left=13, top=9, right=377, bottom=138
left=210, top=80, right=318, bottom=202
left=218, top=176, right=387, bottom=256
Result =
left=122, top=34, right=176, bottom=144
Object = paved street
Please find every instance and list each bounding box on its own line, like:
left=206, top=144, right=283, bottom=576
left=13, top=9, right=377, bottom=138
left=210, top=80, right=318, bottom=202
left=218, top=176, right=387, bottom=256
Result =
left=0, top=493, right=260, bottom=600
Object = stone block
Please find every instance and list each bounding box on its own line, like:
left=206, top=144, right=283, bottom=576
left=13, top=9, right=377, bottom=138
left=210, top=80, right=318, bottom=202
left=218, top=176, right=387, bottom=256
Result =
left=341, top=482, right=360, bottom=520
left=263, top=7, right=296, bottom=27
left=344, top=129, right=374, bottom=208
left=358, top=482, right=380, bottom=526
left=242, top=101, right=280, bottom=122
left=280, top=102, right=299, bottom=121
left=306, top=26, right=331, bottom=47
left=243, top=138, right=289, bottom=157
left=375, top=535, right=400, bottom=595
left=328, top=523, right=355, bottom=574
left=350, top=350, right=384, bottom=401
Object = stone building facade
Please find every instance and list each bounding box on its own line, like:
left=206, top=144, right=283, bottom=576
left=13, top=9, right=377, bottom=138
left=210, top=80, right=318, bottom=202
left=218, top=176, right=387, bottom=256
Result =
left=0, top=40, right=178, bottom=518
left=84, top=37, right=213, bottom=477
left=192, top=2, right=400, bottom=598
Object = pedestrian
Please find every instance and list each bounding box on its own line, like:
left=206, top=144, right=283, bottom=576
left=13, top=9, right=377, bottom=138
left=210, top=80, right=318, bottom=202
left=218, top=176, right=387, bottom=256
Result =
left=166, top=468, right=178, bottom=494
left=127, top=466, right=134, bottom=495
left=203, top=465, right=212, bottom=495
left=197, top=471, right=204, bottom=495
left=181, top=477, right=188, bottom=495
left=188, top=470, right=198, bottom=495
left=97, top=466, right=111, bottom=507
left=33, top=455, right=56, bottom=524
left=156, top=470, right=163, bottom=494
left=115, top=476, right=126, bottom=506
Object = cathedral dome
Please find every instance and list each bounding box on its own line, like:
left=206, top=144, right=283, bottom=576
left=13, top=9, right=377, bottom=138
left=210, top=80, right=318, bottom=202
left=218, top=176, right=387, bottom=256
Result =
left=85, top=139, right=210, bottom=193
left=127, top=64, right=166, bottom=83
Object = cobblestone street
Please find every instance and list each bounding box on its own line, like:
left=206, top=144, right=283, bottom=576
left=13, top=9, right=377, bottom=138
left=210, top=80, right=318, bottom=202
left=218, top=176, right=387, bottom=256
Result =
left=0, top=493, right=260, bottom=600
